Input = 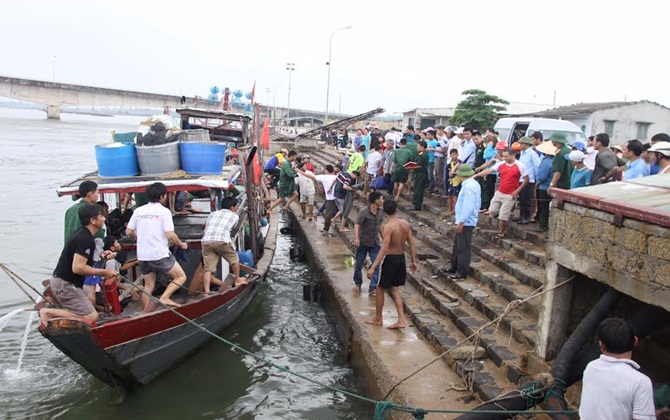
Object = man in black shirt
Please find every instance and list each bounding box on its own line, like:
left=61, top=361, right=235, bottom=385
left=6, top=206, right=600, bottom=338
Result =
left=40, top=204, right=117, bottom=326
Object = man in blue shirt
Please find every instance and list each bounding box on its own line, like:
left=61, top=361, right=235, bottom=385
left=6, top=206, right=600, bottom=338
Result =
left=516, top=137, right=541, bottom=224
left=448, top=164, right=481, bottom=280
left=566, top=150, right=592, bottom=189
left=459, top=128, right=477, bottom=167
left=623, top=139, right=650, bottom=180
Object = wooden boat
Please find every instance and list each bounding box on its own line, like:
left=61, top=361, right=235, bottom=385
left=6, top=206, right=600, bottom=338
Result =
left=36, top=141, right=277, bottom=390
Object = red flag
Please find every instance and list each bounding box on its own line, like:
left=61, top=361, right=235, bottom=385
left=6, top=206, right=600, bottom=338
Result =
left=250, top=80, right=256, bottom=105
left=253, top=153, right=262, bottom=185
left=261, top=117, right=270, bottom=150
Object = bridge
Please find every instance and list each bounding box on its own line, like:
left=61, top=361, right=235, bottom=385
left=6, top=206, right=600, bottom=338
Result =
left=0, top=76, right=352, bottom=123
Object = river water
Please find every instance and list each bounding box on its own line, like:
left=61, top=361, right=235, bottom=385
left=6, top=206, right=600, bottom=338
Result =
left=0, top=109, right=370, bottom=419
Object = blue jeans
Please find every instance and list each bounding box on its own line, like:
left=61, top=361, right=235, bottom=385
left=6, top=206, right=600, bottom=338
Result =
left=353, top=244, right=380, bottom=292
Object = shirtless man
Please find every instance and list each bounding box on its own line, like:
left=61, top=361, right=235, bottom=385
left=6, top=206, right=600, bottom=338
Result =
left=364, top=199, right=417, bottom=329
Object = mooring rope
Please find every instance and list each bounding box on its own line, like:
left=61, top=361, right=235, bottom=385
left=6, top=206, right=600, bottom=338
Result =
left=102, top=275, right=577, bottom=419
left=382, top=275, right=576, bottom=401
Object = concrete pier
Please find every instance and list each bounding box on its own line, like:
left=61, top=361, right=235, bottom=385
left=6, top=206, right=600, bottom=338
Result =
left=284, top=210, right=478, bottom=418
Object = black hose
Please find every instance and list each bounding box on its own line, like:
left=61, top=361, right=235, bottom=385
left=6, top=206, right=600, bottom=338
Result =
left=456, top=287, right=621, bottom=420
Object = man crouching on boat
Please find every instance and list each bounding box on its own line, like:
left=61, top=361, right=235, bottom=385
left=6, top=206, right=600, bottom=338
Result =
left=40, top=204, right=118, bottom=326
left=201, top=196, right=247, bottom=292
left=126, top=182, right=188, bottom=309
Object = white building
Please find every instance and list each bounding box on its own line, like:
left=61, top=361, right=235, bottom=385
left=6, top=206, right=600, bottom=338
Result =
left=525, top=100, right=670, bottom=144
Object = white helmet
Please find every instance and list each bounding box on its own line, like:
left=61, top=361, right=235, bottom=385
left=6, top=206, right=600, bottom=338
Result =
left=649, top=141, right=670, bottom=156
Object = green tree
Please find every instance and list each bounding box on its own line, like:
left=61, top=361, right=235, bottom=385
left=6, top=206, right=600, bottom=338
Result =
left=450, top=89, right=509, bottom=131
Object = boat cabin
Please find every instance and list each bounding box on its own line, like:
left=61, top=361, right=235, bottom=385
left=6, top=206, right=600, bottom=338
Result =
left=176, top=108, right=252, bottom=146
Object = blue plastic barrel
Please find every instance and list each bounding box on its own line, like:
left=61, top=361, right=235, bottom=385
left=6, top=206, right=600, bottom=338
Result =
left=179, top=142, right=227, bottom=175
left=237, top=249, right=255, bottom=268
left=95, top=144, right=140, bottom=177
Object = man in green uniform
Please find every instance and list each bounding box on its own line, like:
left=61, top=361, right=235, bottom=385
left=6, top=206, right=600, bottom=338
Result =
left=412, top=141, right=429, bottom=210
left=268, top=150, right=299, bottom=212
left=549, top=132, right=573, bottom=189
left=64, top=180, right=103, bottom=243
left=391, top=138, right=412, bottom=201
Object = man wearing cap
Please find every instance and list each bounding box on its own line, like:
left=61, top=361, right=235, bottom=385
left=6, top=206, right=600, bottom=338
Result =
left=447, top=164, right=481, bottom=280
left=622, top=140, right=650, bottom=180
left=347, top=146, right=365, bottom=174
left=567, top=150, right=592, bottom=189
left=516, top=137, right=541, bottom=224
left=475, top=148, right=529, bottom=238
left=549, top=132, right=573, bottom=189
left=536, top=141, right=557, bottom=231
left=649, top=133, right=670, bottom=175
left=649, top=141, right=670, bottom=175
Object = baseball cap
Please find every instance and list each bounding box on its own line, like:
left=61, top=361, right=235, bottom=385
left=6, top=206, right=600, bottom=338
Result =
left=455, top=127, right=464, bottom=134
left=649, top=141, right=670, bottom=155
left=565, top=150, right=586, bottom=162
left=571, top=141, right=586, bottom=152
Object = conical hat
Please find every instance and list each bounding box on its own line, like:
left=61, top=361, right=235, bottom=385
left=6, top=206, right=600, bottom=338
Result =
left=536, top=141, right=558, bottom=156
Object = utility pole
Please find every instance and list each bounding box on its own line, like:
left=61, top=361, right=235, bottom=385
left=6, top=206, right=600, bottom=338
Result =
left=52, top=56, right=56, bottom=82
left=325, top=26, right=352, bottom=126
left=286, top=63, right=295, bottom=127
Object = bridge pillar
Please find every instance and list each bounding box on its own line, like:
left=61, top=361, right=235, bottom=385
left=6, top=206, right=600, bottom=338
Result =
left=46, top=105, right=61, bottom=119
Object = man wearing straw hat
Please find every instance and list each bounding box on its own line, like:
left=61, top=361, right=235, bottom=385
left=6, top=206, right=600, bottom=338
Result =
left=535, top=141, right=558, bottom=231
left=447, top=164, right=481, bottom=280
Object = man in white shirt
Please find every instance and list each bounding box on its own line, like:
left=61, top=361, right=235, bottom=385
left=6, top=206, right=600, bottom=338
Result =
left=126, top=182, right=189, bottom=309
left=201, top=196, right=245, bottom=293
left=580, top=318, right=657, bottom=420
left=364, top=144, right=383, bottom=196
left=296, top=162, right=316, bottom=219
left=297, top=164, right=338, bottom=236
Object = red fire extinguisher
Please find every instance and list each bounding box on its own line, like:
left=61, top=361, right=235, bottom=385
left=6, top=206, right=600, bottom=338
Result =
left=103, top=278, right=122, bottom=315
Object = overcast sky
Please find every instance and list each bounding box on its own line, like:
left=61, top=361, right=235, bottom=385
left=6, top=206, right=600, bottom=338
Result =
left=1, top=0, right=668, bottom=115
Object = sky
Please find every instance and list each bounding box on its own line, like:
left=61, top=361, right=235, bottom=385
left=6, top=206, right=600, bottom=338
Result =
left=1, top=0, right=668, bottom=116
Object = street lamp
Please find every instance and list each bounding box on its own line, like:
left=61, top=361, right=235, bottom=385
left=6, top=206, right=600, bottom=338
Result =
left=286, top=62, right=295, bottom=127
left=325, top=25, right=352, bottom=125
left=270, top=83, right=283, bottom=126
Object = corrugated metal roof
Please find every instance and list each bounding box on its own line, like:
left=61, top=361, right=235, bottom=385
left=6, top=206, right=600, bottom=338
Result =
left=551, top=174, right=670, bottom=227
left=522, top=100, right=670, bottom=118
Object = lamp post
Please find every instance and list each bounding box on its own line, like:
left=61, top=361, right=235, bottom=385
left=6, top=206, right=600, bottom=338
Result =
left=286, top=63, right=295, bottom=127
left=325, top=26, right=352, bottom=125
left=52, top=55, right=56, bottom=82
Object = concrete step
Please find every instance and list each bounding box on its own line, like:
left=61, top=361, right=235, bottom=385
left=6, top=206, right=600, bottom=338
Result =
left=312, top=148, right=547, bottom=247
left=341, top=201, right=539, bottom=348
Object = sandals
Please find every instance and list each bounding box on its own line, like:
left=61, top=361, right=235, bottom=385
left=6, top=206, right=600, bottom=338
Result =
left=448, top=273, right=466, bottom=280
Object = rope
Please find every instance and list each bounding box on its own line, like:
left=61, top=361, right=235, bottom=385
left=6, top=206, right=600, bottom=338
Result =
left=103, top=276, right=577, bottom=419
left=383, top=275, right=576, bottom=400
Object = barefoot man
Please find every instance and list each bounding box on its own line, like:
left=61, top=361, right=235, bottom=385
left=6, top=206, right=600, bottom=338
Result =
left=365, top=199, right=417, bottom=329
left=201, top=196, right=247, bottom=292
left=40, top=204, right=118, bottom=326
left=126, top=182, right=188, bottom=309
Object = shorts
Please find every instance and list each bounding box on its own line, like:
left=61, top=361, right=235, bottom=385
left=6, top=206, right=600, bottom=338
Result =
left=202, top=242, right=239, bottom=272
left=378, top=255, right=406, bottom=288
left=488, top=191, right=516, bottom=221
left=447, top=184, right=461, bottom=197
left=49, top=276, right=96, bottom=316
left=392, top=168, right=409, bottom=184
left=335, top=197, right=345, bottom=211
left=299, top=193, right=315, bottom=205
left=139, top=255, right=177, bottom=275
left=279, top=184, right=295, bottom=198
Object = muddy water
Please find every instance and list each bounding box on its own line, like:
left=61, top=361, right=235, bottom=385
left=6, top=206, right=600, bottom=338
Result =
left=0, top=109, right=371, bottom=419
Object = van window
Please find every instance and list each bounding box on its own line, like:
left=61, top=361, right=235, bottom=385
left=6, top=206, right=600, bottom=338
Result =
left=539, top=130, right=587, bottom=144
left=511, top=123, right=530, bottom=143
left=497, top=128, right=511, bottom=143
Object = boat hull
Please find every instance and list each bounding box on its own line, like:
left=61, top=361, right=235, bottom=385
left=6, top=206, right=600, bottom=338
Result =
left=42, top=280, right=263, bottom=387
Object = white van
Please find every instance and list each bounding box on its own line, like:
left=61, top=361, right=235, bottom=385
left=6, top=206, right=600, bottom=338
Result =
left=494, top=117, right=587, bottom=145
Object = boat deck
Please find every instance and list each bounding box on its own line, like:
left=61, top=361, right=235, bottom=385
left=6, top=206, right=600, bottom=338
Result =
left=57, top=165, right=243, bottom=196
